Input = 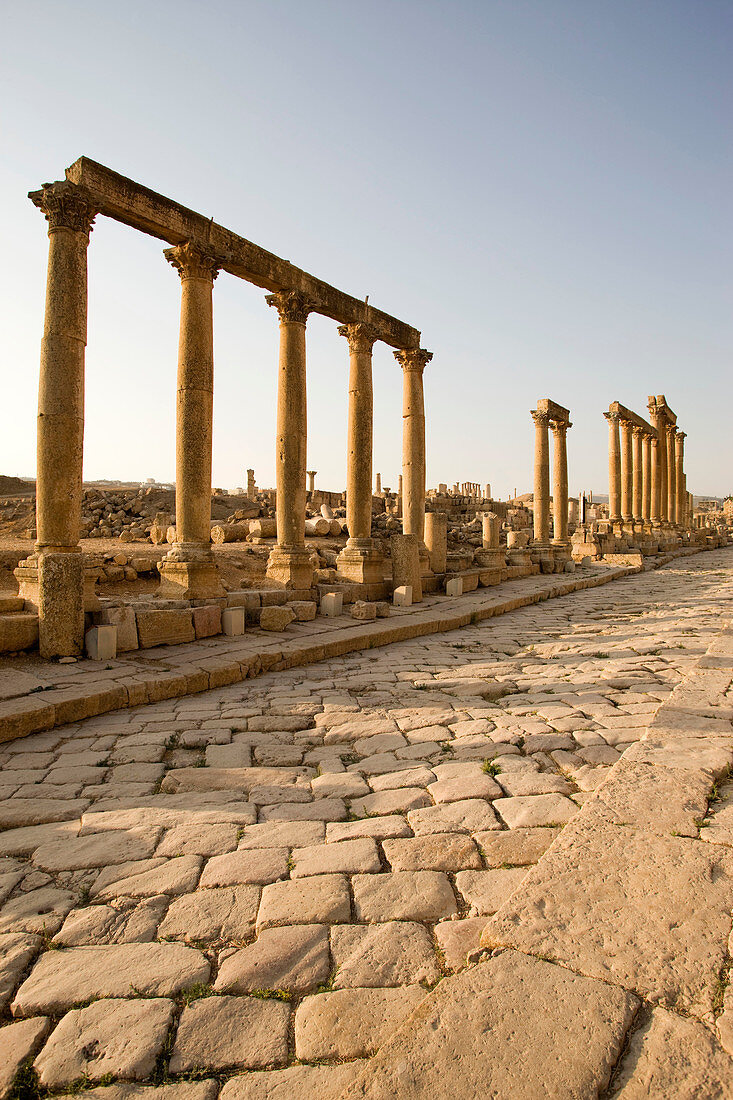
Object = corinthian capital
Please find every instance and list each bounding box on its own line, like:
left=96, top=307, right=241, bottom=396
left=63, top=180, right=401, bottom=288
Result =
left=266, top=289, right=316, bottom=324
left=337, top=321, right=381, bottom=354
left=532, top=409, right=550, bottom=426
left=632, top=424, right=645, bottom=438
left=604, top=410, right=621, bottom=424
left=29, top=181, right=98, bottom=236
left=164, top=240, right=222, bottom=281
left=394, top=348, right=433, bottom=372
left=551, top=419, right=571, bottom=435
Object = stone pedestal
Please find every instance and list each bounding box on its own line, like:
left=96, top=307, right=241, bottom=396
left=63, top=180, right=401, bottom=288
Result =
left=335, top=541, right=384, bottom=585
left=391, top=533, right=422, bottom=603
left=266, top=290, right=315, bottom=591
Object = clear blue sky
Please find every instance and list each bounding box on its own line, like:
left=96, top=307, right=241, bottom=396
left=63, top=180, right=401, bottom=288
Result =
left=1, top=0, right=730, bottom=498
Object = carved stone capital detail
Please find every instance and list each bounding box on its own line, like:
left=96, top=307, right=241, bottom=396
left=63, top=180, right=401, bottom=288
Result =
left=266, top=289, right=316, bottom=324
left=532, top=409, right=551, bottom=426
left=338, top=321, right=381, bottom=354
left=604, top=410, right=622, bottom=424
left=394, top=348, right=433, bottom=372
left=632, top=424, right=645, bottom=438
left=29, top=181, right=98, bottom=236
left=551, top=420, right=571, bottom=435
left=164, top=240, right=222, bottom=281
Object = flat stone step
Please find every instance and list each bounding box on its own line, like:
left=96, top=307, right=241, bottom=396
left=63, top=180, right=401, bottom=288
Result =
left=0, top=595, right=24, bottom=613
left=0, top=611, right=39, bottom=653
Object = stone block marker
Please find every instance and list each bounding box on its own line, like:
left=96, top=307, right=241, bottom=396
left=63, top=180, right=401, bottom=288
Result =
left=259, top=606, right=295, bottom=631
left=393, top=585, right=412, bottom=607
left=320, top=591, right=343, bottom=617
left=193, top=605, right=222, bottom=639
left=352, top=601, right=377, bottom=621
left=424, top=511, right=448, bottom=573
left=289, top=600, right=317, bottom=621
left=221, top=607, right=245, bottom=636
left=391, top=533, right=422, bottom=602
left=446, top=577, right=463, bottom=596
left=135, top=609, right=195, bottom=648
left=85, top=625, right=117, bottom=660
left=94, top=605, right=139, bottom=651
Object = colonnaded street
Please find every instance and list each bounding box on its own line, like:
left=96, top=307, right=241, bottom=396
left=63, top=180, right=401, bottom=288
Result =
left=2, top=548, right=733, bottom=1097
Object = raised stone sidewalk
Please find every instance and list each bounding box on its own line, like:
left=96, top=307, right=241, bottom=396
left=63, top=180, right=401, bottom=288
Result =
left=0, top=551, right=700, bottom=745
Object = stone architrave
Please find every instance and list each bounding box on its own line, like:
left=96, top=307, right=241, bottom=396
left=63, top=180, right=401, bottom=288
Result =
left=424, top=512, right=448, bottom=574
left=395, top=348, right=433, bottom=570
left=531, top=409, right=551, bottom=547
left=632, top=426, right=643, bottom=524
left=336, top=322, right=384, bottom=585
left=158, top=240, right=224, bottom=600
left=675, top=430, right=686, bottom=529
left=604, top=410, right=622, bottom=525
left=551, top=420, right=570, bottom=549
left=619, top=418, right=633, bottom=525
left=391, top=533, right=422, bottom=602
left=265, top=290, right=316, bottom=591
left=14, top=182, right=98, bottom=657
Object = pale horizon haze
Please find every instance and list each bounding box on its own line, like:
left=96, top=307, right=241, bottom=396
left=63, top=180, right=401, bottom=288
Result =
left=1, top=0, right=731, bottom=499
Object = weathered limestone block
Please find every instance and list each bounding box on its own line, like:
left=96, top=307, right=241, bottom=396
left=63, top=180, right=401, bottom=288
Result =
left=135, top=609, right=195, bottom=648
left=393, top=585, right=412, bottom=607
left=446, top=578, right=463, bottom=596
left=391, top=534, right=422, bottom=602
left=289, top=601, right=317, bottom=621
left=424, top=512, right=447, bottom=574
left=259, top=606, right=295, bottom=631
left=352, top=601, right=377, bottom=621
left=221, top=608, right=245, bottom=636
left=193, top=605, right=222, bottom=639
left=85, top=626, right=117, bottom=661
left=0, top=613, right=38, bottom=653
left=95, top=605, right=139, bottom=651
left=38, top=553, right=85, bottom=658
left=320, top=592, right=343, bottom=617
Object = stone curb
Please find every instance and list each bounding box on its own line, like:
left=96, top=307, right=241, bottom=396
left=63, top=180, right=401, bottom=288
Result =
left=338, top=603, right=733, bottom=1097
left=0, top=548, right=702, bottom=745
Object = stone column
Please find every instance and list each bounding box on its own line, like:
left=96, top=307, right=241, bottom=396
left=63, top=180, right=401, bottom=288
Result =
left=397, top=474, right=403, bottom=518
left=375, top=473, right=382, bottom=494
left=619, top=419, right=634, bottom=525
left=247, top=469, right=256, bottom=498
left=265, top=289, right=315, bottom=591
left=307, top=471, right=316, bottom=494
left=675, top=431, right=686, bottom=529
left=604, top=411, right=622, bottom=525
left=159, top=241, right=224, bottom=599
left=531, top=409, right=550, bottom=545
left=632, top=426, right=643, bottom=523
left=395, top=348, right=432, bottom=559
left=424, top=512, right=447, bottom=574
left=656, top=414, right=669, bottom=523
left=551, top=421, right=570, bottom=547
left=336, top=322, right=383, bottom=585
left=15, top=182, right=98, bottom=657
left=666, top=424, right=677, bottom=526
left=642, top=433, right=652, bottom=524
left=650, top=433, right=661, bottom=526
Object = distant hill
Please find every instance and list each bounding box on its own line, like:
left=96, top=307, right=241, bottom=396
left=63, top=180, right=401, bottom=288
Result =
left=0, top=475, right=35, bottom=495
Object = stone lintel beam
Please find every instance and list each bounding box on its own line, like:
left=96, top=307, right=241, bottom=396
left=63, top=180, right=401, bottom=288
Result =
left=535, top=397, right=570, bottom=426
left=608, top=401, right=655, bottom=436
left=61, top=157, right=419, bottom=350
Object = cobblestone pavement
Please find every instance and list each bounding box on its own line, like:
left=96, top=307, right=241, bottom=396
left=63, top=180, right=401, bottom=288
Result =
left=1, top=548, right=733, bottom=1098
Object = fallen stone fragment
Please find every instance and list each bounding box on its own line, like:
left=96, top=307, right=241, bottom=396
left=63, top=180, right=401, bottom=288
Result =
left=169, top=994, right=289, bottom=1072
left=434, top=917, right=487, bottom=971
left=295, top=985, right=426, bottom=1061
left=12, top=942, right=210, bottom=1015
left=34, top=997, right=174, bottom=1086
left=215, top=924, right=330, bottom=994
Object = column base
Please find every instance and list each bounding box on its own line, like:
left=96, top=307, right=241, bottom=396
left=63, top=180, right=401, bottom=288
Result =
left=15, top=550, right=85, bottom=658
left=266, top=546, right=314, bottom=590
left=474, top=548, right=505, bottom=570
left=16, top=551, right=100, bottom=614
left=336, top=540, right=384, bottom=585
left=531, top=542, right=555, bottom=573
left=158, top=550, right=224, bottom=600
left=551, top=540, right=572, bottom=565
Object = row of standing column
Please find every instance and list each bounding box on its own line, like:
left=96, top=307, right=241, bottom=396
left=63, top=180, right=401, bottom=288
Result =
left=531, top=411, right=570, bottom=548
left=606, top=412, right=686, bottom=527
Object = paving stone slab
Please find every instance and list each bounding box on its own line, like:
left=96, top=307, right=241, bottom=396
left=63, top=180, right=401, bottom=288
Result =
left=350, top=788, right=430, bottom=818
left=294, top=985, right=426, bottom=1061
left=0, top=887, right=76, bottom=935
left=0, top=799, right=89, bottom=829
left=339, top=952, right=638, bottom=1099
left=484, top=819, right=733, bottom=1016
left=215, top=924, right=330, bottom=993
left=434, top=916, right=487, bottom=971
left=383, top=833, right=482, bottom=872
left=12, top=942, right=210, bottom=1015
left=407, top=799, right=501, bottom=835
left=611, top=1007, right=733, bottom=1098
left=258, top=798, right=347, bottom=822
left=474, top=826, right=560, bottom=866
left=200, top=849, right=289, bottom=887
left=34, top=997, right=174, bottom=1086
left=331, top=921, right=440, bottom=987
left=158, top=885, right=260, bottom=944
left=427, top=774, right=502, bottom=803
left=32, top=828, right=161, bottom=872
left=219, top=1063, right=367, bottom=1100
left=237, top=821, right=325, bottom=849
left=156, top=823, right=240, bottom=857
left=581, top=758, right=713, bottom=838
left=455, top=867, right=528, bottom=914
left=325, top=816, right=413, bottom=843
left=0, top=933, right=41, bottom=1011
left=91, top=856, right=203, bottom=899
left=493, top=793, right=579, bottom=828
left=0, top=1016, right=50, bottom=1099
left=291, top=838, right=381, bottom=877
left=352, top=871, right=457, bottom=922
left=169, top=994, right=290, bottom=1072
left=53, top=1079, right=218, bottom=1100
left=257, top=875, right=350, bottom=929
left=53, top=898, right=167, bottom=946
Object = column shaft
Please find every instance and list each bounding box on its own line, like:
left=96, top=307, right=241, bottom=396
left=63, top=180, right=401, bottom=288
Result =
left=632, top=427, right=643, bottom=522
left=650, top=436, right=661, bottom=524
left=532, top=410, right=550, bottom=543
left=658, top=418, right=668, bottom=522
left=341, top=324, right=377, bottom=541
left=642, top=434, right=652, bottom=522
left=551, top=423, right=569, bottom=544
left=620, top=419, right=633, bottom=523
left=675, top=432, right=686, bottom=530
left=666, top=426, right=677, bottom=524
left=605, top=412, right=622, bottom=523
left=395, top=349, right=432, bottom=544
